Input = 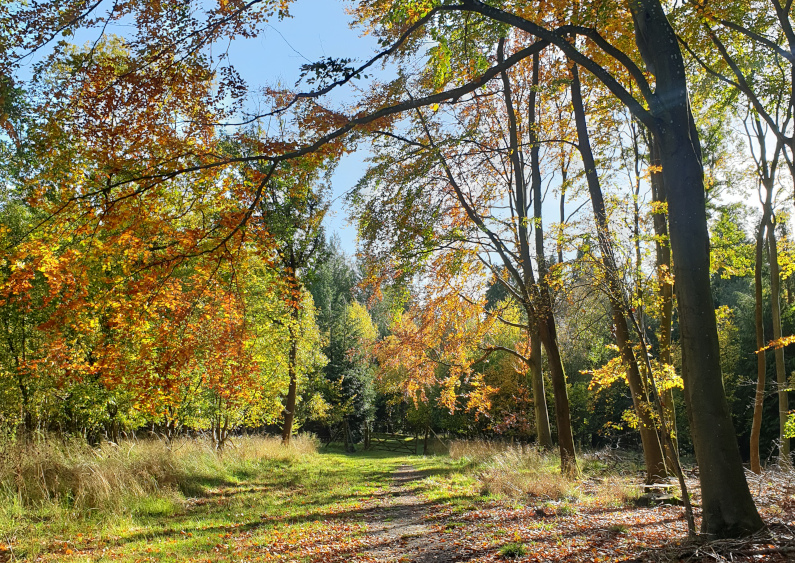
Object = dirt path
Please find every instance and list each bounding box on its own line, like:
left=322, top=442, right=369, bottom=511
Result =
left=361, top=464, right=464, bottom=563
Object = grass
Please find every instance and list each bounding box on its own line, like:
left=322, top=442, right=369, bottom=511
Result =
left=450, top=440, right=578, bottom=501
left=0, top=436, right=461, bottom=561
left=498, top=541, right=527, bottom=558
left=608, top=523, right=630, bottom=534
left=0, top=436, right=654, bottom=561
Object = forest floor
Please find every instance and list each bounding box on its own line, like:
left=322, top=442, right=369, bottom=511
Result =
left=3, top=445, right=795, bottom=562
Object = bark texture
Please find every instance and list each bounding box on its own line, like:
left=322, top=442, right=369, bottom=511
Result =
left=530, top=323, right=554, bottom=449
left=630, top=0, right=763, bottom=536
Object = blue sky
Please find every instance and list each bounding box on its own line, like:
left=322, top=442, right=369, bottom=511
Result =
left=226, top=0, right=382, bottom=257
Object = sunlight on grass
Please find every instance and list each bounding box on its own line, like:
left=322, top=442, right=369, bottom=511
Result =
left=0, top=437, right=462, bottom=561
left=450, top=440, right=579, bottom=501
left=0, top=435, right=666, bottom=561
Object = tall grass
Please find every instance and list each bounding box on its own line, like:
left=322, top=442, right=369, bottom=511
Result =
left=0, top=434, right=318, bottom=519
left=450, top=440, right=577, bottom=500
left=449, top=440, right=638, bottom=506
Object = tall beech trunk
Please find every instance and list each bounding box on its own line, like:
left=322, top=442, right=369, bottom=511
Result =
left=526, top=50, right=577, bottom=476
left=649, top=138, right=678, bottom=462
left=530, top=322, right=553, bottom=449
left=629, top=0, right=764, bottom=537
left=570, top=65, right=667, bottom=483
left=536, top=314, right=578, bottom=474
left=498, top=43, right=577, bottom=475
left=768, top=223, right=789, bottom=461
left=751, top=213, right=769, bottom=474
left=747, top=118, right=785, bottom=467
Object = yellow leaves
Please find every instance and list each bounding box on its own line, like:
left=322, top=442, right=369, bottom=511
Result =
left=586, top=346, right=681, bottom=394
left=621, top=409, right=640, bottom=430
left=586, top=354, right=626, bottom=391
left=346, top=301, right=378, bottom=343
left=649, top=200, right=668, bottom=215
left=651, top=359, right=682, bottom=392
left=777, top=228, right=795, bottom=282
left=757, top=334, right=795, bottom=353
left=656, top=263, right=674, bottom=287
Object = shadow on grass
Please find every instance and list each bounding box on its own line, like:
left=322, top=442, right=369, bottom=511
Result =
left=80, top=451, right=470, bottom=554
left=33, top=445, right=487, bottom=560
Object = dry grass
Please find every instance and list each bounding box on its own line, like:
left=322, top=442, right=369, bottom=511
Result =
left=449, top=440, right=576, bottom=500
left=581, top=475, right=640, bottom=507
left=0, top=434, right=318, bottom=517
left=449, top=440, right=644, bottom=505
left=449, top=439, right=518, bottom=463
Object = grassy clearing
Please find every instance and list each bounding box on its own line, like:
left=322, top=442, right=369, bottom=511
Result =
left=0, top=436, right=664, bottom=562
left=0, top=436, right=458, bottom=561
left=0, top=434, right=316, bottom=517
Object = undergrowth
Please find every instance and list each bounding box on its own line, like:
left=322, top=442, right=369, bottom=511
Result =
left=0, top=434, right=318, bottom=521
left=448, top=440, right=639, bottom=506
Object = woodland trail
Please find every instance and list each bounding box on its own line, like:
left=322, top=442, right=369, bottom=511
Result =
left=352, top=462, right=795, bottom=563
left=360, top=464, right=470, bottom=563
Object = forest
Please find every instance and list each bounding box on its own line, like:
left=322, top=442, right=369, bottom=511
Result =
left=2, top=0, right=795, bottom=560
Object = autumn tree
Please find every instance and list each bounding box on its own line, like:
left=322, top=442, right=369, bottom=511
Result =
left=3, top=0, right=770, bottom=536
left=353, top=45, right=580, bottom=473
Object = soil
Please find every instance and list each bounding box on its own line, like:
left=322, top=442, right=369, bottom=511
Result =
left=360, top=464, right=465, bottom=562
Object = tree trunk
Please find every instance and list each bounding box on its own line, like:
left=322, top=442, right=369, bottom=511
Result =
left=529, top=54, right=577, bottom=477
left=530, top=322, right=553, bottom=450
left=628, top=0, right=764, bottom=538
left=613, top=309, right=668, bottom=482
left=768, top=220, right=789, bottom=462
left=751, top=217, right=767, bottom=474
left=498, top=43, right=577, bottom=476
left=281, top=325, right=299, bottom=446
left=570, top=64, right=667, bottom=483
left=649, top=137, right=678, bottom=464
left=660, top=126, right=763, bottom=537
left=536, top=314, right=578, bottom=476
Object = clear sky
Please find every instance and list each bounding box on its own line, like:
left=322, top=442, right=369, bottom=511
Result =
left=225, top=0, right=382, bottom=257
